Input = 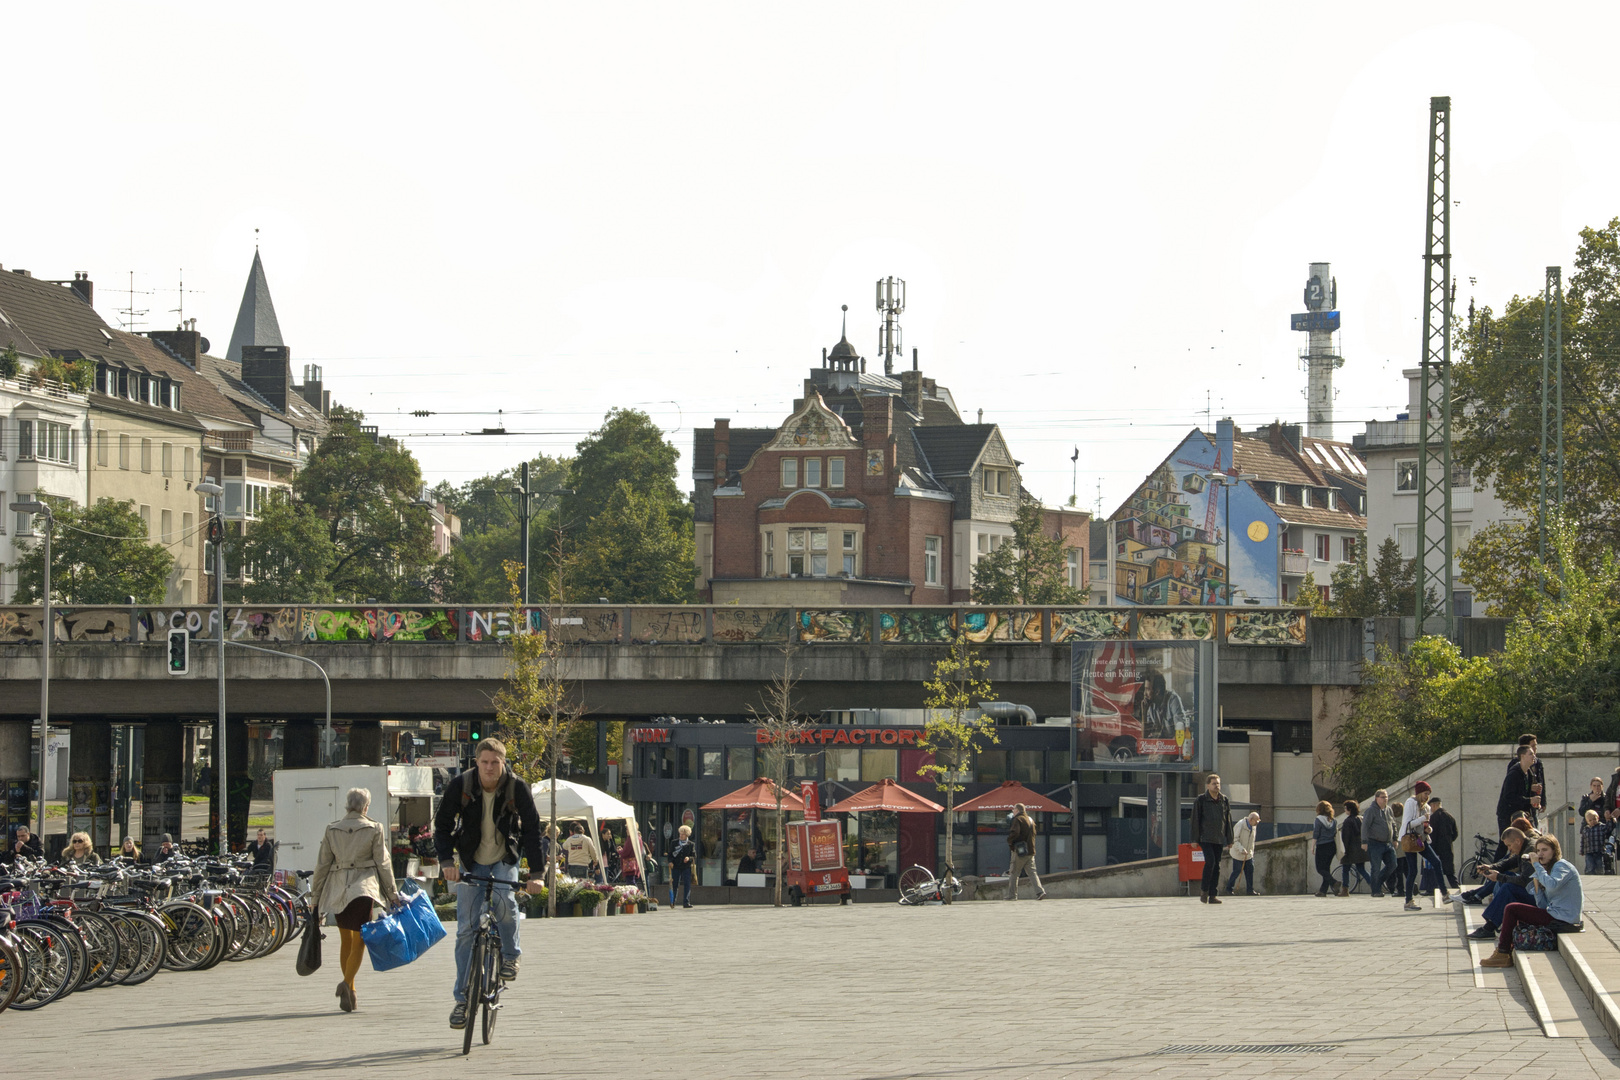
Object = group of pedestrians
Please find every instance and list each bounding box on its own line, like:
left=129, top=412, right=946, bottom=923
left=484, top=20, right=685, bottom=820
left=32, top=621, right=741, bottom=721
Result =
left=1311, top=783, right=1456, bottom=907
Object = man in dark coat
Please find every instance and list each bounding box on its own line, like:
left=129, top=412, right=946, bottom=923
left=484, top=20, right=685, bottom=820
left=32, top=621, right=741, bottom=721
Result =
left=4, top=825, right=44, bottom=864
left=1426, top=795, right=1461, bottom=891
left=1190, top=773, right=1233, bottom=905
left=1496, top=745, right=1540, bottom=857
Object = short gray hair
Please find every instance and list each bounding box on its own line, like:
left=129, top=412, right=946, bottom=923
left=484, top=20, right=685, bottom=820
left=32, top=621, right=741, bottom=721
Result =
left=345, top=787, right=371, bottom=813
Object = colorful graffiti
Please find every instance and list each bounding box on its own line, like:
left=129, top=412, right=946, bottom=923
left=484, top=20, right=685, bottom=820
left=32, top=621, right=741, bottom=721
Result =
left=961, top=609, right=1043, bottom=644
left=883, top=609, right=952, bottom=644
left=630, top=608, right=705, bottom=644
left=1136, top=611, right=1215, bottom=641
left=712, top=608, right=792, bottom=643
left=1051, top=610, right=1130, bottom=642
left=138, top=607, right=302, bottom=642
left=1224, top=610, right=1308, bottom=646
left=301, top=608, right=373, bottom=642
left=798, top=610, right=870, bottom=644
left=373, top=608, right=458, bottom=642
left=464, top=608, right=544, bottom=641
left=55, top=608, right=131, bottom=642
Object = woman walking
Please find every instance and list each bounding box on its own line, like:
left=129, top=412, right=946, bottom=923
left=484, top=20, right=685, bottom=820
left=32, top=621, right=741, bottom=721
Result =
left=1338, top=800, right=1373, bottom=895
left=1223, top=812, right=1261, bottom=896
left=1191, top=774, right=1232, bottom=904
left=1311, top=801, right=1338, bottom=897
left=1398, top=781, right=1453, bottom=910
left=309, top=787, right=398, bottom=1013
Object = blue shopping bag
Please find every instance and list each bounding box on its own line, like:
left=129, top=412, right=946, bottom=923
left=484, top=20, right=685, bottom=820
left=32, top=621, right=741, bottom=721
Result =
left=361, top=909, right=417, bottom=972
left=397, top=886, right=447, bottom=955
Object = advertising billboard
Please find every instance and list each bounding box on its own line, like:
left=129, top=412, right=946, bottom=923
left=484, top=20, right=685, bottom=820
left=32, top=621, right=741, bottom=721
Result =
left=1071, top=639, right=1215, bottom=772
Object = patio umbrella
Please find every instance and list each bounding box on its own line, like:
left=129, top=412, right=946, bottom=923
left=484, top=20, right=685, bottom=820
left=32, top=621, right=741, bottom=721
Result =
left=824, top=779, right=943, bottom=814
left=952, top=781, right=1069, bottom=815
left=700, top=778, right=806, bottom=812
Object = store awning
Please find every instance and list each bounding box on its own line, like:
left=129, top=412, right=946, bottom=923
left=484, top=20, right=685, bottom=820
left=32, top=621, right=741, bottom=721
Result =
left=824, top=779, right=943, bottom=815
left=952, top=781, right=1069, bottom=815
left=700, top=778, right=806, bottom=812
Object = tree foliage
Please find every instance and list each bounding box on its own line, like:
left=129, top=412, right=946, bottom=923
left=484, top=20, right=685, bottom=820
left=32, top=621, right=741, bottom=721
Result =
left=1329, top=523, right=1620, bottom=797
left=293, top=407, right=436, bottom=601
left=429, top=453, right=573, bottom=602
left=1326, top=538, right=1420, bottom=618
left=569, top=480, right=695, bottom=604
left=562, top=408, right=690, bottom=539
left=917, top=628, right=997, bottom=892
left=227, top=494, right=337, bottom=603
left=970, top=499, right=1083, bottom=605
left=8, top=497, right=175, bottom=603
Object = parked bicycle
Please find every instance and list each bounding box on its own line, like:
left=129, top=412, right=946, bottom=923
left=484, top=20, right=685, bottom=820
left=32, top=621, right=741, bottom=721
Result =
left=1460, top=833, right=1497, bottom=882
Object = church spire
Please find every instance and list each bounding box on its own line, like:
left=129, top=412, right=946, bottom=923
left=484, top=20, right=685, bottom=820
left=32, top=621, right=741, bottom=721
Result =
left=225, top=248, right=285, bottom=362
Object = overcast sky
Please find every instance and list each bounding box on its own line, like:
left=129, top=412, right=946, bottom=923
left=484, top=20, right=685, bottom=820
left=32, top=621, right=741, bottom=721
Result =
left=8, top=4, right=1620, bottom=516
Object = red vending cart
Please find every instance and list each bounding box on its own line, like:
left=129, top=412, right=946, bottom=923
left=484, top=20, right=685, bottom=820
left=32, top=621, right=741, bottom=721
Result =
left=784, top=781, right=850, bottom=905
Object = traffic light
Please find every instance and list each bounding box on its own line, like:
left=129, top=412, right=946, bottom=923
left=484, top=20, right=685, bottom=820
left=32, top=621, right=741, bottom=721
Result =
left=166, top=628, right=189, bottom=676
left=469, top=724, right=482, bottom=744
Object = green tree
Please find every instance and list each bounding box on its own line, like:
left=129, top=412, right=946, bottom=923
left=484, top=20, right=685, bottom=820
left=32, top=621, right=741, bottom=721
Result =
left=294, top=407, right=436, bottom=601
left=562, top=408, right=689, bottom=538
left=970, top=499, right=1084, bottom=605
left=917, top=628, right=997, bottom=898
left=1327, top=538, right=1420, bottom=618
left=227, top=494, right=337, bottom=603
left=569, top=481, right=696, bottom=604
left=8, top=497, right=175, bottom=603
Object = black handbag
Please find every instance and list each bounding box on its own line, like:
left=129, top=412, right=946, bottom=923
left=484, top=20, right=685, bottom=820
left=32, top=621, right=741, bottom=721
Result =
left=295, top=910, right=324, bottom=976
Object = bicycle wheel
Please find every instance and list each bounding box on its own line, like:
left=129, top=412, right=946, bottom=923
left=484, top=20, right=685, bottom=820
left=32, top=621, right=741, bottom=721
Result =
left=9, top=923, right=76, bottom=1010
left=158, top=901, right=218, bottom=971
left=118, top=911, right=169, bottom=987
left=1461, top=857, right=1480, bottom=882
left=73, top=911, right=122, bottom=990
left=897, top=867, right=932, bottom=895
left=462, top=938, right=484, bottom=1056
left=0, top=937, right=21, bottom=1013
left=481, top=938, right=500, bottom=1045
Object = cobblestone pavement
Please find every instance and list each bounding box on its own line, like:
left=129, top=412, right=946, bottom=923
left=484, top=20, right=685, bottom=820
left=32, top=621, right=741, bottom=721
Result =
left=10, top=881, right=1620, bottom=1079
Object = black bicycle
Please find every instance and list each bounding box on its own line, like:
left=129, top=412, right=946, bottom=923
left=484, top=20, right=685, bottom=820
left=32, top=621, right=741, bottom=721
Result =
left=457, top=873, right=517, bottom=1055
left=1460, top=833, right=1497, bottom=882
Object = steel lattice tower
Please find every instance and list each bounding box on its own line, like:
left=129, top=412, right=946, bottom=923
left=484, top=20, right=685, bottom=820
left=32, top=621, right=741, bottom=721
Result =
left=1415, top=96, right=1454, bottom=636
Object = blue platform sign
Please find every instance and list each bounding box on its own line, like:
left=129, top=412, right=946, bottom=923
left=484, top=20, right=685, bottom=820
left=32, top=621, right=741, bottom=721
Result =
left=1290, top=311, right=1341, bottom=333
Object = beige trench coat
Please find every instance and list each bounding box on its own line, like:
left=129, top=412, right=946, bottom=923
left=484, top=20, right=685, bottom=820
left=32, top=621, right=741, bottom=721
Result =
left=309, top=811, right=398, bottom=917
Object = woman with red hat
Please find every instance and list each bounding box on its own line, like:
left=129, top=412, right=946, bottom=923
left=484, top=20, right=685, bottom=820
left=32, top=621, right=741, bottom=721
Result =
left=1398, top=781, right=1454, bottom=910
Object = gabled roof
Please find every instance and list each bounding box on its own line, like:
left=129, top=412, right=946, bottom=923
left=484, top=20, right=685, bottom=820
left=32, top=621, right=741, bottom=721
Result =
left=911, top=424, right=996, bottom=477
left=1263, top=499, right=1367, bottom=530
left=224, top=250, right=285, bottom=362
left=1299, top=435, right=1368, bottom=481
left=0, top=269, right=121, bottom=363
left=117, top=332, right=249, bottom=428
left=692, top=426, right=776, bottom=481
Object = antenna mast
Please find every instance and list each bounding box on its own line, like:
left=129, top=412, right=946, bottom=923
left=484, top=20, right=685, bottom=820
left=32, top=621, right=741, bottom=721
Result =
left=116, top=270, right=150, bottom=331
left=1415, top=96, right=1455, bottom=636
left=876, top=276, right=905, bottom=377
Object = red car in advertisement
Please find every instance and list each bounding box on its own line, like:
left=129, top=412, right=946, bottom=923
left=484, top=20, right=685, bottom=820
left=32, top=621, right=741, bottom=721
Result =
left=1072, top=642, right=1195, bottom=764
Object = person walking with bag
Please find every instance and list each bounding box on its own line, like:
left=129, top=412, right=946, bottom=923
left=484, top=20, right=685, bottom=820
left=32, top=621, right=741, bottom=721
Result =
left=1006, top=803, right=1046, bottom=900
left=1398, top=781, right=1453, bottom=910
left=1224, top=812, right=1261, bottom=896
left=1311, top=802, right=1338, bottom=897
left=1191, top=774, right=1233, bottom=905
left=309, top=787, right=399, bottom=1014
left=1337, top=800, right=1373, bottom=895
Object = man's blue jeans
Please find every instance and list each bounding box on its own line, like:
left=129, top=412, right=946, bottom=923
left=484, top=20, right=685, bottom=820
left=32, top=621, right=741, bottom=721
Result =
left=1367, top=841, right=1396, bottom=895
left=1224, top=858, right=1254, bottom=893
left=1482, top=881, right=1535, bottom=929
left=453, top=861, right=520, bottom=1004
left=673, top=866, right=694, bottom=905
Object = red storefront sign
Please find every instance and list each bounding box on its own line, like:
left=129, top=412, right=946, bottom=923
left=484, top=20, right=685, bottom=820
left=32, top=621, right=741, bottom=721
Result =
left=630, top=727, right=671, bottom=744
left=756, top=727, right=922, bottom=747
left=801, top=781, right=821, bottom=823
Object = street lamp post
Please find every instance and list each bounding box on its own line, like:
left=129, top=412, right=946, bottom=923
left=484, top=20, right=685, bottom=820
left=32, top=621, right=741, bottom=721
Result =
left=194, top=480, right=228, bottom=853
left=10, top=499, right=54, bottom=837
left=511, top=462, right=573, bottom=605
left=1207, top=472, right=1259, bottom=604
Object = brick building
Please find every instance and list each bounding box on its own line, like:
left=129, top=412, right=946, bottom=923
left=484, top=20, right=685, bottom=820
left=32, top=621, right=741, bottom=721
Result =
left=692, top=315, right=1087, bottom=604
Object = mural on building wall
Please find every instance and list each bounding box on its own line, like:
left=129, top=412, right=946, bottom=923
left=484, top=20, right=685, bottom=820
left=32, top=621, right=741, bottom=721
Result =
left=463, top=608, right=545, bottom=641
left=1224, top=610, right=1308, bottom=646
left=712, top=608, right=792, bottom=643
left=373, top=608, right=458, bottom=642
left=1136, top=611, right=1215, bottom=641
left=1051, top=609, right=1130, bottom=642
left=138, top=607, right=302, bottom=642
left=55, top=608, right=131, bottom=642
left=798, top=609, right=870, bottom=643
left=883, top=609, right=953, bottom=644
left=548, top=607, right=622, bottom=644
left=1109, top=430, right=1282, bottom=607
left=630, top=608, right=706, bottom=644
left=302, top=608, right=373, bottom=642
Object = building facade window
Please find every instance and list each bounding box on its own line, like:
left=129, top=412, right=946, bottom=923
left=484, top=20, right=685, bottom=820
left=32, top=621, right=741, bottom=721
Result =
left=1318, top=584, right=1331, bottom=603
left=19, top=420, right=74, bottom=465
left=14, top=492, right=33, bottom=537
left=762, top=530, right=774, bottom=576
left=982, top=467, right=1011, bottom=496
left=161, top=442, right=173, bottom=477
left=1315, top=534, right=1330, bottom=561
left=842, top=531, right=857, bottom=576
left=1343, top=537, right=1357, bottom=563
left=184, top=446, right=194, bottom=481
left=1396, top=459, right=1418, bottom=492
left=95, top=428, right=107, bottom=467
left=183, top=511, right=194, bottom=548
left=139, top=504, right=152, bottom=537
left=1452, top=463, right=1472, bottom=488
left=119, top=434, right=130, bottom=470
left=160, top=509, right=173, bottom=544
left=141, top=438, right=152, bottom=473
left=828, top=456, right=845, bottom=488
left=1067, top=549, right=1081, bottom=589
left=1397, top=525, right=1417, bottom=560
left=788, top=528, right=828, bottom=576
left=804, top=458, right=821, bottom=488
left=924, top=535, right=941, bottom=586
left=780, top=458, right=798, bottom=488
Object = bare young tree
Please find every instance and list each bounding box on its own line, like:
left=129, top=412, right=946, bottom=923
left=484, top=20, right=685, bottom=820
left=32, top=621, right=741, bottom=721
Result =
left=917, top=626, right=997, bottom=903
left=492, top=556, right=585, bottom=918
left=748, top=640, right=812, bottom=907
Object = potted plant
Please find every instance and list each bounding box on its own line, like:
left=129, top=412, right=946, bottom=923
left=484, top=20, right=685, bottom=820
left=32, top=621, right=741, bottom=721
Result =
left=576, top=886, right=605, bottom=917
left=612, top=884, right=643, bottom=914
left=554, top=878, right=580, bottom=916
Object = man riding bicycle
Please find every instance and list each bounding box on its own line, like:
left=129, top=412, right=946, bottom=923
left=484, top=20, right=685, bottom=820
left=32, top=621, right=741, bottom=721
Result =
left=434, top=738, right=545, bottom=1030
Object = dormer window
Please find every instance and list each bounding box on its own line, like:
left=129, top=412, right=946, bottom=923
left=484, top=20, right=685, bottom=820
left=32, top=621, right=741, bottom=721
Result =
left=982, top=467, right=1011, bottom=496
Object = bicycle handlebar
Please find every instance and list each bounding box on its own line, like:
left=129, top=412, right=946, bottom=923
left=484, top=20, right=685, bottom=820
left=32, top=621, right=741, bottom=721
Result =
left=458, top=873, right=519, bottom=888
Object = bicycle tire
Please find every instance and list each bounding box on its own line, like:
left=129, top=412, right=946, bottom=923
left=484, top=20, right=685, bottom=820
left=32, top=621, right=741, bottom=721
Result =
left=462, top=938, right=483, bottom=1056
left=481, top=941, right=500, bottom=1045
left=101, top=911, right=142, bottom=986
left=73, top=910, right=122, bottom=990
left=0, top=937, right=21, bottom=1013
left=1461, top=857, right=1480, bottom=882
left=897, top=866, right=932, bottom=894
left=118, top=911, right=169, bottom=987
left=158, top=901, right=218, bottom=971
left=9, top=922, right=76, bottom=1010
left=44, top=916, right=92, bottom=995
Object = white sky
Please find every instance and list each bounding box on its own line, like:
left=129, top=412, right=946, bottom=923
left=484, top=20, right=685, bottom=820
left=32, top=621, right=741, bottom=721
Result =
left=7, top=4, right=1620, bottom=516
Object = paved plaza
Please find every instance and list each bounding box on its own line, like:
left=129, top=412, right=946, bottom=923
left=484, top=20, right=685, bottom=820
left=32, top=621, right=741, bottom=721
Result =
left=11, top=877, right=1620, bottom=1080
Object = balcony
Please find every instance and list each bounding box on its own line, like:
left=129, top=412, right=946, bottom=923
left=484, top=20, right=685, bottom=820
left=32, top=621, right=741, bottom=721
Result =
left=203, top=429, right=305, bottom=463
left=0, top=373, right=89, bottom=404
left=1280, top=549, right=1310, bottom=577
left=1358, top=419, right=1419, bottom=449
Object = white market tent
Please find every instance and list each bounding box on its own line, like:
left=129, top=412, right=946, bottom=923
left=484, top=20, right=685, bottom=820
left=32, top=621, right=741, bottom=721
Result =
left=528, top=778, right=647, bottom=879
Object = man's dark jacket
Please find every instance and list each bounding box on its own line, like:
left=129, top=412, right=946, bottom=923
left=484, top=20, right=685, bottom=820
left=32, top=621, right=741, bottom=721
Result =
left=1428, top=807, right=1459, bottom=859
left=434, top=766, right=546, bottom=869
left=1497, top=762, right=1538, bottom=827
left=1191, top=793, right=1233, bottom=846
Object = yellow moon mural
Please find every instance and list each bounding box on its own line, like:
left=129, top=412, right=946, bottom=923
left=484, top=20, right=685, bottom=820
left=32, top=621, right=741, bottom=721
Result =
left=1246, top=520, right=1269, bottom=543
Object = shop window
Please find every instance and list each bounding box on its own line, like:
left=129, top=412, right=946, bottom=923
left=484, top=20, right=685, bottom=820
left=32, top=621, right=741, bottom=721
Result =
left=1396, top=459, right=1418, bottom=492
left=789, top=753, right=822, bottom=780
left=700, top=809, right=722, bottom=887
left=701, top=750, right=723, bottom=778
left=1046, top=750, right=1070, bottom=783
left=804, top=458, right=821, bottom=488
left=724, top=812, right=751, bottom=884
left=976, top=749, right=1007, bottom=785
left=1009, top=750, right=1043, bottom=783
left=727, top=747, right=753, bottom=781
left=780, top=458, right=798, bottom=488
left=678, top=747, right=697, bottom=779
left=828, top=456, right=845, bottom=488
left=826, top=748, right=860, bottom=781
left=859, top=749, right=897, bottom=782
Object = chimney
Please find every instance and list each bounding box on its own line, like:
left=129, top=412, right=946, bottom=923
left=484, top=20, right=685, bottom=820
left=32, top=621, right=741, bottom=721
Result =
left=149, top=328, right=203, bottom=364
left=70, top=271, right=93, bottom=307
left=298, top=363, right=325, bottom=412
left=899, top=370, right=924, bottom=414
left=1268, top=421, right=1284, bottom=451
left=713, top=418, right=731, bottom=480
left=240, top=344, right=292, bottom=412
left=861, top=393, right=893, bottom=486
left=912, top=346, right=918, bottom=371
left=1281, top=423, right=1303, bottom=452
